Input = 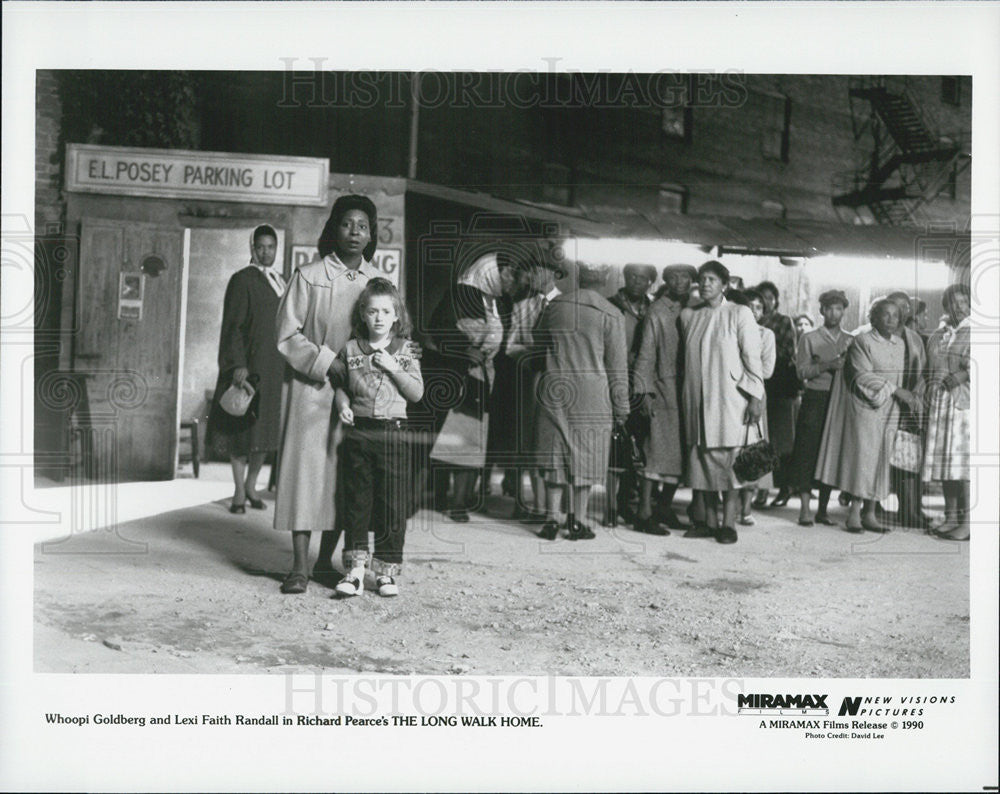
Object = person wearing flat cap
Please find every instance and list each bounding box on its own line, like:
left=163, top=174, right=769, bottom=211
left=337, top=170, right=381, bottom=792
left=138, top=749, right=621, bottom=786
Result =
left=630, top=263, right=698, bottom=533
left=788, top=289, right=852, bottom=526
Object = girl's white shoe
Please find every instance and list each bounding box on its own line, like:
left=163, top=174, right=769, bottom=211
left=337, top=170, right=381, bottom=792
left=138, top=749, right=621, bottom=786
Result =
left=335, top=567, right=366, bottom=597
left=375, top=575, right=398, bottom=597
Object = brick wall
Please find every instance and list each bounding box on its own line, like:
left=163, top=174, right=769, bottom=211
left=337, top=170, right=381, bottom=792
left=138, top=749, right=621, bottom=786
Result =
left=35, top=70, right=64, bottom=233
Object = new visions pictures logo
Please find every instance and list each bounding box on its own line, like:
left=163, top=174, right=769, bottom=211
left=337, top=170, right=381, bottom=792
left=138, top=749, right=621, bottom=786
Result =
left=737, top=693, right=829, bottom=716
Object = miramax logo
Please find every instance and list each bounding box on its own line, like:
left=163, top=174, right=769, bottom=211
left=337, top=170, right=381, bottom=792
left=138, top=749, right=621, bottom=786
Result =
left=737, top=693, right=829, bottom=716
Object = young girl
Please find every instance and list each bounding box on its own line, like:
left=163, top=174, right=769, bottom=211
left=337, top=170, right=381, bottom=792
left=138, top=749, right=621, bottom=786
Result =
left=330, top=278, right=423, bottom=597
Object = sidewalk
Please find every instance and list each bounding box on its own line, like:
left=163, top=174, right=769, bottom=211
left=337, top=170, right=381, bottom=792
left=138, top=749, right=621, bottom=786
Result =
left=32, top=471, right=969, bottom=677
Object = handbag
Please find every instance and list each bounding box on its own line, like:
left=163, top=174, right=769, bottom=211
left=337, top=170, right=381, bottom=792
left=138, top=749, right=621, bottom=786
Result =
left=733, top=421, right=779, bottom=484
left=609, top=421, right=645, bottom=473
left=219, top=381, right=256, bottom=417
left=890, top=428, right=923, bottom=473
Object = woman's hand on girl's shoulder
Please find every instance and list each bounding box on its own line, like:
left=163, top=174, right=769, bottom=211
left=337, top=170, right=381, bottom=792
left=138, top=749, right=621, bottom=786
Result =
left=373, top=350, right=400, bottom=373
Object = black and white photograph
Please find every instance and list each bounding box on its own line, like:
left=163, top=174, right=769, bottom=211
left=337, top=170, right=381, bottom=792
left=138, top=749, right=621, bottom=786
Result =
left=2, top=3, right=998, bottom=792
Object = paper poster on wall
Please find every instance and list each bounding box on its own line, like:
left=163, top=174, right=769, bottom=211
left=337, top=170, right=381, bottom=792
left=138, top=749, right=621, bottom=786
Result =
left=118, top=272, right=144, bottom=320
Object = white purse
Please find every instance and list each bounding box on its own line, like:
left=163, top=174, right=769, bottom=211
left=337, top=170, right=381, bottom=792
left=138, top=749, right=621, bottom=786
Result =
left=219, top=381, right=255, bottom=417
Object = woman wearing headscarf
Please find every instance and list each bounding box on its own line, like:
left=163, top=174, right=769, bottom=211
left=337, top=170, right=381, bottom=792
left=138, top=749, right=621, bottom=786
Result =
left=206, top=224, right=286, bottom=513
left=274, top=195, right=380, bottom=594
left=924, top=284, right=972, bottom=541
left=533, top=262, right=629, bottom=541
left=425, top=252, right=514, bottom=522
left=679, top=261, right=765, bottom=545
left=814, top=299, right=922, bottom=533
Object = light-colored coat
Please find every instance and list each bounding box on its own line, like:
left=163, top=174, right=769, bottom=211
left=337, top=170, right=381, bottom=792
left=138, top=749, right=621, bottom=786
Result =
left=534, top=289, right=630, bottom=485
left=679, top=299, right=765, bottom=449
left=632, top=295, right=684, bottom=476
left=814, top=329, right=904, bottom=500
left=273, top=254, right=377, bottom=531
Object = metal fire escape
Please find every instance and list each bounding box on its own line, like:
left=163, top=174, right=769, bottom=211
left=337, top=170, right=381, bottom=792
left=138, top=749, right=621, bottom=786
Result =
left=832, top=77, right=970, bottom=226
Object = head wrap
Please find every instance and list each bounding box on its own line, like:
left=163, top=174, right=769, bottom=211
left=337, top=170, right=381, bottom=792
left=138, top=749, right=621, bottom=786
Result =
left=458, top=253, right=504, bottom=298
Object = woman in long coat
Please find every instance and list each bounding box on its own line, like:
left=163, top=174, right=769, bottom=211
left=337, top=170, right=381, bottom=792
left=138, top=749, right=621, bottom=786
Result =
left=534, top=262, right=629, bottom=541
left=631, top=282, right=685, bottom=533
left=924, top=284, right=972, bottom=541
left=206, top=225, right=286, bottom=512
left=425, top=253, right=510, bottom=521
left=274, top=195, right=379, bottom=594
left=814, top=299, right=922, bottom=533
left=679, top=261, right=765, bottom=544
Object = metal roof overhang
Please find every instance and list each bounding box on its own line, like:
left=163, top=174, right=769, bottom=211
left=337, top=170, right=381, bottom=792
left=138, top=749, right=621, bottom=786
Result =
left=403, top=180, right=969, bottom=264
left=404, top=179, right=615, bottom=239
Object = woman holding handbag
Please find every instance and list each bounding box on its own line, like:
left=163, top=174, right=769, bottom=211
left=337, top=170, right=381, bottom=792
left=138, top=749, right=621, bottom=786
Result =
left=206, top=224, right=286, bottom=514
left=814, top=299, right=921, bottom=533
left=678, top=261, right=765, bottom=545
left=924, top=284, right=972, bottom=541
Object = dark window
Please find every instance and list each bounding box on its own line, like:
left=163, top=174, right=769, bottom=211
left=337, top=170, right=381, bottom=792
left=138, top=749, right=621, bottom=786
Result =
left=541, top=162, right=573, bottom=206
left=761, top=93, right=791, bottom=163
left=941, top=76, right=961, bottom=106
left=659, top=183, right=689, bottom=214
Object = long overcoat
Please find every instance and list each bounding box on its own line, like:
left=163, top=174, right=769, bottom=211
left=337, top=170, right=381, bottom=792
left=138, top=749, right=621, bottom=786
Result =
left=679, top=299, right=765, bottom=450
left=814, top=329, right=903, bottom=500
left=207, top=266, right=285, bottom=455
left=273, top=254, right=377, bottom=531
left=533, top=289, right=629, bottom=485
left=632, top=295, right=684, bottom=477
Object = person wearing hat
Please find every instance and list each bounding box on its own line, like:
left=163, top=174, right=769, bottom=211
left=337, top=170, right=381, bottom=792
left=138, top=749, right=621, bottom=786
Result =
left=789, top=289, right=853, bottom=526
left=505, top=252, right=565, bottom=523
left=207, top=224, right=287, bottom=514
left=630, top=263, right=697, bottom=533
left=606, top=263, right=657, bottom=521
left=274, top=194, right=380, bottom=594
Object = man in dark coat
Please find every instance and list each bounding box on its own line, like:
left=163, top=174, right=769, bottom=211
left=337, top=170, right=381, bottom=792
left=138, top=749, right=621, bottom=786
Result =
left=207, top=224, right=287, bottom=513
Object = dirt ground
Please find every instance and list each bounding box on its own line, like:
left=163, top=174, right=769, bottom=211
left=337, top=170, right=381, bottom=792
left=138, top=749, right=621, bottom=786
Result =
left=33, top=486, right=970, bottom=678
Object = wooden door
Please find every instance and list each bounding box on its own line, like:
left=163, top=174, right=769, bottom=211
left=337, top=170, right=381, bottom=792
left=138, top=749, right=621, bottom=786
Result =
left=76, top=219, right=186, bottom=481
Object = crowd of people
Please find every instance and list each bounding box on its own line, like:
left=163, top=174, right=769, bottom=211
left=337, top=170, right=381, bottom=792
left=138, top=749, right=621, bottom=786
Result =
left=208, top=192, right=973, bottom=598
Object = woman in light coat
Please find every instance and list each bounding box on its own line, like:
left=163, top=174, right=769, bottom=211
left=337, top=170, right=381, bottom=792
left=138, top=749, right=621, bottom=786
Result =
left=814, top=299, right=922, bottom=533
left=679, top=261, right=765, bottom=544
left=274, top=195, right=379, bottom=594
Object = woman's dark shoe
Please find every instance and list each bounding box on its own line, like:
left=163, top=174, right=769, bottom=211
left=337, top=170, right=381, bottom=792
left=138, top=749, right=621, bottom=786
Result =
left=751, top=491, right=770, bottom=510
left=446, top=508, right=470, bottom=523
left=814, top=513, right=836, bottom=526
left=247, top=497, right=266, bottom=510
left=633, top=516, right=668, bottom=536
left=537, top=520, right=561, bottom=541
left=715, top=526, right=738, bottom=544
left=567, top=521, right=596, bottom=541
left=280, top=572, right=308, bottom=594
left=654, top=504, right=684, bottom=529
left=769, top=489, right=791, bottom=508
left=229, top=502, right=246, bottom=514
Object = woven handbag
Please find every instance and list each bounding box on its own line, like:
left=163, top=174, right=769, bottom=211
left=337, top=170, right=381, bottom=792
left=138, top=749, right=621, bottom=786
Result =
left=733, top=421, right=779, bottom=484
left=890, top=428, right=922, bottom=473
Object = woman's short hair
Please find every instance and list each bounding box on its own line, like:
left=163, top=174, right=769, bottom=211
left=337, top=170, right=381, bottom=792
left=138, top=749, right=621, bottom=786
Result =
left=317, top=194, right=378, bottom=261
left=868, top=297, right=897, bottom=325
left=756, top=280, right=779, bottom=299
left=351, top=277, right=412, bottom=339
left=794, top=313, right=815, bottom=327
left=724, top=288, right=749, bottom=306
left=942, top=283, right=971, bottom=313
left=698, top=260, right=730, bottom=284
